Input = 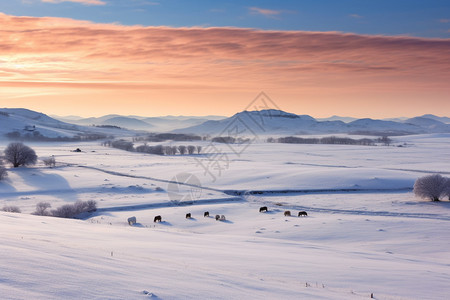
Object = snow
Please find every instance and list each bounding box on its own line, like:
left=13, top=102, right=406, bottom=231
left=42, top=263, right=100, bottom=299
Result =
left=1, top=134, right=450, bottom=299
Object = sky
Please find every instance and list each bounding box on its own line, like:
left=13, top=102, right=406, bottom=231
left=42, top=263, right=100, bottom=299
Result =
left=0, top=0, right=449, bottom=118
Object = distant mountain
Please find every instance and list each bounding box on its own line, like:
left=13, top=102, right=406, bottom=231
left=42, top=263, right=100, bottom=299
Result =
left=419, top=114, right=450, bottom=124
left=403, top=117, right=450, bottom=132
left=54, top=114, right=227, bottom=132
left=101, top=116, right=153, bottom=130
left=316, top=115, right=358, bottom=123
left=174, top=109, right=450, bottom=136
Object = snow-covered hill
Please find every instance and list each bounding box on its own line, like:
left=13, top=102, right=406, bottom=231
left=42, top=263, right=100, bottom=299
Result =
left=0, top=108, right=133, bottom=140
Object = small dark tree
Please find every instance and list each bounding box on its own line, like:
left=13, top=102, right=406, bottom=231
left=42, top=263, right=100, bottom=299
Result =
left=197, top=146, right=202, bottom=154
left=34, top=202, right=52, bottom=216
left=178, top=145, right=187, bottom=155
left=187, top=145, right=196, bottom=155
left=4, top=142, right=37, bottom=168
left=413, top=174, right=447, bottom=201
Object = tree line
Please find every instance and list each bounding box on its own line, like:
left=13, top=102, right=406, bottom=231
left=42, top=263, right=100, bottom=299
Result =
left=102, top=140, right=202, bottom=155
left=267, top=136, right=392, bottom=146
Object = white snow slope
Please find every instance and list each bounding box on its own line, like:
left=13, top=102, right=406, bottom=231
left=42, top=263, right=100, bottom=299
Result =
left=0, top=134, right=449, bottom=299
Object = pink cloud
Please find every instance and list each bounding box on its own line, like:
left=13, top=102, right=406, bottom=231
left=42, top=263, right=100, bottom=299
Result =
left=42, top=0, right=106, bottom=6
left=249, top=7, right=282, bottom=17
left=0, top=13, right=449, bottom=117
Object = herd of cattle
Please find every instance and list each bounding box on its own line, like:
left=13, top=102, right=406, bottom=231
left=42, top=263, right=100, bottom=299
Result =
left=127, top=207, right=308, bottom=226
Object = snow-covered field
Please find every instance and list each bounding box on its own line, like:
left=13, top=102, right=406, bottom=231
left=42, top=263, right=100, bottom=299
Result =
left=1, top=134, right=450, bottom=299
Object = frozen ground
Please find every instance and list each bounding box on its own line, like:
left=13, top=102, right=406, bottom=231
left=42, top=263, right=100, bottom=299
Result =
left=1, top=134, right=449, bottom=299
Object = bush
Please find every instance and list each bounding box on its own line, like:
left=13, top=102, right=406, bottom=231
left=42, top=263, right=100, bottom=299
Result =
left=51, top=200, right=97, bottom=218
left=4, top=142, right=37, bottom=168
left=34, top=202, right=52, bottom=216
left=2, top=206, right=21, bottom=213
left=42, top=156, right=56, bottom=167
left=413, top=174, right=448, bottom=201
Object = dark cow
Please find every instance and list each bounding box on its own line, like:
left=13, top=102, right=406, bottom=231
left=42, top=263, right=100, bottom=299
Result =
left=154, top=215, right=162, bottom=222
left=204, top=211, right=210, bottom=217
left=298, top=211, right=308, bottom=217
left=186, top=213, right=192, bottom=219
left=284, top=210, right=291, bottom=217
left=259, top=206, right=268, bottom=213
left=215, top=214, right=220, bottom=220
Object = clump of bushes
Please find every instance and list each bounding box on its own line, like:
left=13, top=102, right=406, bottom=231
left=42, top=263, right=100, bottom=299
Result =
left=33, top=200, right=97, bottom=218
left=2, top=206, right=21, bottom=213
left=51, top=200, right=97, bottom=218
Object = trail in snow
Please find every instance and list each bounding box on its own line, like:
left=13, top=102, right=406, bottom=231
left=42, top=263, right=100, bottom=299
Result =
left=95, top=196, right=243, bottom=214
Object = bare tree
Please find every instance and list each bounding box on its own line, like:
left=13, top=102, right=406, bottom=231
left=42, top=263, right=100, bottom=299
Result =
left=444, top=177, right=450, bottom=200
left=413, top=174, right=448, bottom=201
left=34, top=202, right=52, bottom=216
left=187, top=145, right=196, bottom=155
left=4, top=142, right=37, bottom=168
left=178, top=145, right=187, bottom=155
left=171, top=146, right=178, bottom=155
left=197, top=146, right=202, bottom=154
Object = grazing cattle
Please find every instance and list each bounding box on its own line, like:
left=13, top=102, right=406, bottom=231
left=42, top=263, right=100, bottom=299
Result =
left=204, top=211, right=209, bottom=217
left=186, top=213, right=192, bottom=219
left=127, top=216, right=136, bottom=225
left=220, top=215, right=226, bottom=221
left=259, top=206, right=268, bottom=213
left=284, top=211, right=291, bottom=217
left=298, top=211, right=308, bottom=217
left=215, top=214, right=220, bottom=221
left=154, top=215, right=162, bottom=222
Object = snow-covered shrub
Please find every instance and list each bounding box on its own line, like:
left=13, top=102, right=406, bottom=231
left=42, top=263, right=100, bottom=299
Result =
left=4, top=142, right=37, bottom=168
left=51, top=204, right=76, bottom=218
left=42, top=156, right=56, bottom=167
left=413, top=174, right=448, bottom=201
left=34, top=202, right=52, bottom=216
left=2, top=206, right=21, bottom=213
left=51, top=200, right=97, bottom=218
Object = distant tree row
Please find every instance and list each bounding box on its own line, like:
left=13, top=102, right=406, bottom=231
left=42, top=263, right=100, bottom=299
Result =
left=266, top=136, right=392, bottom=146
left=103, top=140, right=202, bottom=155
left=414, top=174, right=450, bottom=201
left=133, top=133, right=203, bottom=142
left=211, top=136, right=251, bottom=144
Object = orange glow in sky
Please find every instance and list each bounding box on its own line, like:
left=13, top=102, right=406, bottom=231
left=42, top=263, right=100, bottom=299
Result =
left=0, top=13, right=449, bottom=117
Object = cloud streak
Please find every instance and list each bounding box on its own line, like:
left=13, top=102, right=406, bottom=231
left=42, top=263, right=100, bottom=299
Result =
left=249, top=7, right=282, bottom=18
left=42, top=0, right=106, bottom=6
left=0, top=12, right=449, bottom=117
